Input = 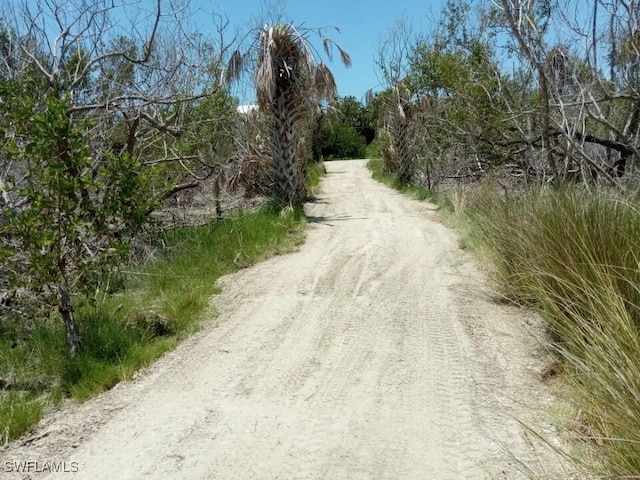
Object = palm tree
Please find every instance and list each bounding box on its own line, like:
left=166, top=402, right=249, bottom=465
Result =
left=381, top=82, right=419, bottom=184
left=228, top=24, right=351, bottom=205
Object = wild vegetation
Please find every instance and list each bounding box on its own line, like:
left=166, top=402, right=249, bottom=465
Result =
left=0, top=0, right=339, bottom=444
left=0, top=207, right=305, bottom=443
left=3, top=0, right=640, bottom=476
left=313, top=96, right=378, bottom=160
left=369, top=0, right=640, bottom=476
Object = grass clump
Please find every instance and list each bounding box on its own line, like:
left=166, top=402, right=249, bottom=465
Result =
left=455, top=186, right=640, bottom=477
left=308, top=161, right=326, bottom=192
left=0, top=207, right=306, bottom=443
left=0, top=392, right=44, bottom=444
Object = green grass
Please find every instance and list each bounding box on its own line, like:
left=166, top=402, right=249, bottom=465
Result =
left=0, top=392, right=44, bottom=444
left=447, top=186, right=640, bottom=477
left=308, top=161, right=326, bottom=194
left=366, top=159, right=434, bottom=201
left=0, top=207, right=306, bottom=443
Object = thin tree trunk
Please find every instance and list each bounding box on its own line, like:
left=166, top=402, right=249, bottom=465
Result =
left=214, top=176, right=223, bottom=220
left=58, top=285, right=81, bottom=357
left=539, top=71, right=557, bottom=181
left=592, top=0, right=598, bottom=72
left=607, top=2, right=617, bottom=167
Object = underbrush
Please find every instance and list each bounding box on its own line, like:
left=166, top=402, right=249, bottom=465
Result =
left=366, top=159, right=433, bottom=201
left=451, top=186, right=640, bottom=477
left=308, top=161, right=326, bottom=193
left=0, top=207, right=306, bottom=444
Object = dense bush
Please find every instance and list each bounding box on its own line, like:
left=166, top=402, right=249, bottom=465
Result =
left=317, top=123, right=367, bottom=160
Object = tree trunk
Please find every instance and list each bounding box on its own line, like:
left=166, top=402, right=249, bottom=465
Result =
left=271, top=92, right=307, bottom=205
left=539, top=71, right=558, bottom=182
left=58, top=285, right=81, bottom=357
left=214, top=176, right=223, bottom=220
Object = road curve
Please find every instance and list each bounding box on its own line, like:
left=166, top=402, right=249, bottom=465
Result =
left=1, top=160, right=563, bottom=479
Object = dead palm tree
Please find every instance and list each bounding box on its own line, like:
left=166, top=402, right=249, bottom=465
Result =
left=228, top=24, right=351, bottom=205
left=381, top=82, right=419, bottom=184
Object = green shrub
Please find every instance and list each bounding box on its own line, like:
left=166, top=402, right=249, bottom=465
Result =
left=318, top=123, right=367, bottom=160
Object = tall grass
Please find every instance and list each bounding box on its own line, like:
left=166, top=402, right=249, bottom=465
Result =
left=308, top=161, right=326, bottom=194
left=0, top=207, right=306, bottom=443
left=460, top=187, right=640, bottom=477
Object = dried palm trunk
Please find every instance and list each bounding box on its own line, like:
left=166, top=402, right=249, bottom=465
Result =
left=255, top=27, right=314, bottom=205
left=270, top=82, right=310, bottom=203
left=228, top=24, right=350, bottom=205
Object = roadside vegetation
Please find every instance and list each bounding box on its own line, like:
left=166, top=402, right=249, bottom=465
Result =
left=455, top=188, right=640, bottom=477
left=368, top=1, right=640, bottom=476
left=0, top=0, right=340, bottom=445
left=313, top=96, right=378, bottom=161
left=0, top=208, right=306, bottom=443
left=366, top=159, right=433, bottom=201
left=373, top=153, right=640, bottom=476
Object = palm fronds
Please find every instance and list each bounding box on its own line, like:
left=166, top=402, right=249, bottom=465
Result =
left=226, top=22, right=351, bottom=204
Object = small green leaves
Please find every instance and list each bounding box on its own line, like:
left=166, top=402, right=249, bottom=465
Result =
left=0, top=82, right=153, bottom=332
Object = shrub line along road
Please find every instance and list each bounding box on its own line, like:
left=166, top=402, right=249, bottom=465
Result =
left=1, top=160, right=564, bottom=479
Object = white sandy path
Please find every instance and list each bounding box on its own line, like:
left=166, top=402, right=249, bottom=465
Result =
left=0, top=160, right=565, bottom=479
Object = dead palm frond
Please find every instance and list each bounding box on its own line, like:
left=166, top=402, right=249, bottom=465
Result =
left=382, top=83, right=419, bottom=183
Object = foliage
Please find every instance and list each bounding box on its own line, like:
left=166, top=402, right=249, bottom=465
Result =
left=0, top=1, right=240, bottom=354
left=317, top=122, right=367, bottom=160
left=371, top=0, right=640, bottom=188
left=333, top=95, right=377, bottom=144
left=365, top=129, right=390, bottom=160
left=307, top=161, right=327, bottom=193
left=0, top=82, right=155, bottom=355
left=0, top=392, right=44, bottom=445
left=172, top=89, right=240, bottom=178
left=0, top=207, right=306, bottom=441
left=313, top=96, right=376, bottom=160
left=453, top=187, right=640, bottom=477
left=366, top=159, right=433, bottom=200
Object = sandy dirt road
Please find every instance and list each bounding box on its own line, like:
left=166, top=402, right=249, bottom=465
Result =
left=1, top=160, right=564, bottom=479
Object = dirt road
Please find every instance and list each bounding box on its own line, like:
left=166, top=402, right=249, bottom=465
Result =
left=1, top=160, right=563, bottom=479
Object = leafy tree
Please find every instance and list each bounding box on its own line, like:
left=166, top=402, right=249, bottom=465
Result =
left=313, top=96, right=373, bottom=160
left=317, top=122, right=367, bottom=160
left=0, top=80, right=154, bottom=355
left=373, top=0, right=525, bottom=186
left=335, top=96, right=377, bottom=143
left=0, top=1, right=238, bottom=354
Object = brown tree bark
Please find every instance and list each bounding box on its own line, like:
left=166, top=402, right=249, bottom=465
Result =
left=538, top=71, right=558, bottom=181
left=58, top=285, right=81, bottom=357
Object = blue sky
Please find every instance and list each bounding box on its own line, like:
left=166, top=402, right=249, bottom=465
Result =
left=190, top=0, right=449, bottom=102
